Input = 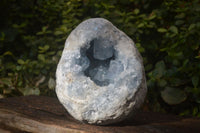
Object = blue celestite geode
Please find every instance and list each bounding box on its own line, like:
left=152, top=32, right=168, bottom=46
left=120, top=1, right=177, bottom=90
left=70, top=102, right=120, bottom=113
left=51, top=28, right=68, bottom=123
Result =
left=56, top=18, right=147, bottom=125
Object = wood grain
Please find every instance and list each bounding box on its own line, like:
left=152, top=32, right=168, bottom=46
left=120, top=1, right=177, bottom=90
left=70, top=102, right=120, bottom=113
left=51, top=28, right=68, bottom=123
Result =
left=0, top=96, right=199, bottom=133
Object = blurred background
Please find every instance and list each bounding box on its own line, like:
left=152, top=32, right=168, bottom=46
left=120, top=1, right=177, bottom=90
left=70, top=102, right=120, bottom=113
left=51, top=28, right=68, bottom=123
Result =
left=0, top=0, right=200, bottom=117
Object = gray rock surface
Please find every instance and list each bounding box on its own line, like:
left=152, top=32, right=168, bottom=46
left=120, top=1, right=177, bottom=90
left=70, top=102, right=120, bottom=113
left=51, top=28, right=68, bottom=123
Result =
left=56, top=18, right=147, bottom=125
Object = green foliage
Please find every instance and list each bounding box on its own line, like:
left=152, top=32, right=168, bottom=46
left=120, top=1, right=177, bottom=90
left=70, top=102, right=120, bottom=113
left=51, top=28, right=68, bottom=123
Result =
left=161, top=87, right=187, bottom=105
left=1, top=0, right=200, bottom=117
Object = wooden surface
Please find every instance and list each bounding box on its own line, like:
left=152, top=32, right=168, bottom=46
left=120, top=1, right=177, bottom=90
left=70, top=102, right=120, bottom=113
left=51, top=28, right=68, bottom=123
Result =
left=0, top=96, right=200, bottom=133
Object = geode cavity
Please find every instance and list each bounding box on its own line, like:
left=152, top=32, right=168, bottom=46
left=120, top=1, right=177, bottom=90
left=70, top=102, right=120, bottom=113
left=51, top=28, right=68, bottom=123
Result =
left=56, top=18, right=147, bottom=125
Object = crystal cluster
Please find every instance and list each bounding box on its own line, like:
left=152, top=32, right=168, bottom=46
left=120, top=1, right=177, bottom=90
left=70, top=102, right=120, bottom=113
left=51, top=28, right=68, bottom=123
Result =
left=56, top=18, right=147, bottom=125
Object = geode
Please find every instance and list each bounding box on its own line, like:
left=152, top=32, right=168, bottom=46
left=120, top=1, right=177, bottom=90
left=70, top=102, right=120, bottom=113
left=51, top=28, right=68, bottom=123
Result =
left=56, top=18, right=147, bottom=125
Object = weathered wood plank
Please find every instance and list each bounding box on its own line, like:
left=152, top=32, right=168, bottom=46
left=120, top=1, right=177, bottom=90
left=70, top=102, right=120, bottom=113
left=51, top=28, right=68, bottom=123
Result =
left=0, top=109, right=86, bottom=133
left=0, top=96, right=200, bottom=133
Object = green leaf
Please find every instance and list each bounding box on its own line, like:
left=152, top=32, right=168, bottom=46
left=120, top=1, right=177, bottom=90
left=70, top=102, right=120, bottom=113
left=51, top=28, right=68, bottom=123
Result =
left=188, top=24, right=196, bottom=31
left=195, top=55, right=200, bottom=59
left=137, top=23, right=144, bottom=28
left=54, top=31, right=63, bottom=36
left=44, top=45, right=49, bottom=51
left=39, top=45, right=49, bottom=53
left=16, top=65, right=22, bottom=71
left=148, top=14, right=156, bottom=20
left=153, top=61, right=165, bottom=79
left=161, top=87, right=187, bottom=105
left=160, top=47, right=168, bottom=52
left=23, top=87, right=40, bottom=96
left=135, top=43, right=141, bottom=47
left=157, top=28, right=167, bottom=33
left=133, top=9, right=140, bottom=14
left=0, top=32, right=5, bottom=41
left=183, top=59, right=189, bottom=66
left=3, top=51, right=13, bottom=56
left=175, top=20, right=184, bottom=25
left=192, top=76, right=199, bottom=88
left=17, top=59, right=25, bottom=65
left=48, top=77, right=56, bottom=90
left=175, top=13, right=185, bottom=19
left=1, top=78, right=12, bottom=86
left=38, top=54, right=45, bottom=61
left=42, top=26, right=48, bottom=32
left=36, top=31, right=43, bottom=35
left=193, top=107, right=198, bottom=116
left=179, top=110, right=190, bottom=116
left=169, top=26, right=178, bottom=34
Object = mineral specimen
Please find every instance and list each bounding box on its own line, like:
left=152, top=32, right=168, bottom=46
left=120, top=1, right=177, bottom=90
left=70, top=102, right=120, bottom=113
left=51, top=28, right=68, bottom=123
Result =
left=56, top=18, right=147, bottom=125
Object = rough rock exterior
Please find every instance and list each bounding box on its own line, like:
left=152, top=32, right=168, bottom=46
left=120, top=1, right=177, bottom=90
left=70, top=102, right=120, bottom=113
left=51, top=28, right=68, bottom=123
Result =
left=56, top=18, right=147, bottom=125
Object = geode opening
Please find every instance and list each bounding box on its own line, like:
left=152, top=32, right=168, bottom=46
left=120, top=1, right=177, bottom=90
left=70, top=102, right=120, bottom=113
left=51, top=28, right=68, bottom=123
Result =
left=83, top=38, right=115, bottom=86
